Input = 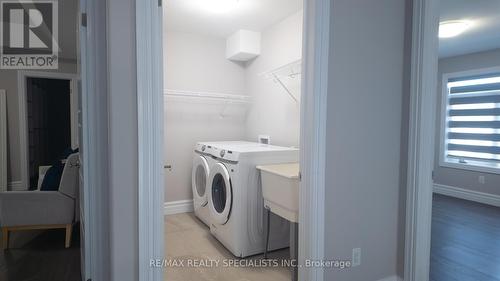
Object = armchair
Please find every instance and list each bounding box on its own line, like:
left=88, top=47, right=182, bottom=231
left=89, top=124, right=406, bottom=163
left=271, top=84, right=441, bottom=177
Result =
left=0, top=153, right=79, bottom=249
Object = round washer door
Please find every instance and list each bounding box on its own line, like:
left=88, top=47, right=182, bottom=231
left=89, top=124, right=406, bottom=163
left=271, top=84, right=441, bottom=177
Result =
left=192, top=155, right=209, bottom=208
left=207, top=163, right=232, bottom=225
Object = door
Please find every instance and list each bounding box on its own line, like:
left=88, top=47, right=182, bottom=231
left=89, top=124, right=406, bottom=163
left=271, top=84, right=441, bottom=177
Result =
left=208, top=163, right=232, bottom=225
left=192, top=155, right=209, bottom=209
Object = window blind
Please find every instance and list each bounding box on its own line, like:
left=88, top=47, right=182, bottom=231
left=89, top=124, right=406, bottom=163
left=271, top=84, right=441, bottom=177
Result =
left=445, top=72, right=500, bottom=166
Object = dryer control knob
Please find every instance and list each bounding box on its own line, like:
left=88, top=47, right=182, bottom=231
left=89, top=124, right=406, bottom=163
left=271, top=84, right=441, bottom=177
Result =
left=220, top=150, right=226, bottom=157
left=202, top=145, right=206, bottom=151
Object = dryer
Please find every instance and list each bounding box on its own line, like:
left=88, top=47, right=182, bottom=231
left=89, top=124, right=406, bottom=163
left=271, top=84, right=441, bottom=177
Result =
left=191, top=143, right=213, bottom=226
left=206, top=142, right=299, bottom=257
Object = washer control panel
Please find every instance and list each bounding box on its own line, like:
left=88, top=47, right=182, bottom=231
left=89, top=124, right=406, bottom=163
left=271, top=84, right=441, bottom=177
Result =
left=210, top=147, right=239, bottom=162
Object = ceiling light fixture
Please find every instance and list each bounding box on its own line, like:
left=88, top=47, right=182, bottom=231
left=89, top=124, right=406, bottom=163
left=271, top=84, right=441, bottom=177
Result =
left=193, top=0, right=240, bottom=14
left=439, top=20, right=471, bottom=38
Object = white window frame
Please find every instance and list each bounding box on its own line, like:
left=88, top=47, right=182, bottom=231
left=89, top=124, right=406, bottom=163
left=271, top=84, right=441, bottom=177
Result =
left=439, top=66, right=500, bottom=175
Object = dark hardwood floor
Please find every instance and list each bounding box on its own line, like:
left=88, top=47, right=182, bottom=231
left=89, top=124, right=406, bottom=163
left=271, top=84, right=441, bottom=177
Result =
left=431, top=194, right=500, bottom=281
left=0, top=224, right=81, bottom=281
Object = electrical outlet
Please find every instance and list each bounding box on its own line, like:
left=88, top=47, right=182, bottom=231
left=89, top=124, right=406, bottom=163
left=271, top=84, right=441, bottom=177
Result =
left=352, top=248, right=361, bottom=267
left=258, top=135, right=271, bottom=145
left=479, top=175, right=486, bottom=184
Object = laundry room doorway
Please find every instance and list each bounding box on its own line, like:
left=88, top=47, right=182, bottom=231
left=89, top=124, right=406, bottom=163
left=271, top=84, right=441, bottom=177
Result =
left=135, top=0, right=331, bottom=280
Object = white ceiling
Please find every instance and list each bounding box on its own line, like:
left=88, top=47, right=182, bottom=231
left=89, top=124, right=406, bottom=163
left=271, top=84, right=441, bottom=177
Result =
left=163, top=0, right=303, bottom=38
left=439, top=0, right=500, bottom=58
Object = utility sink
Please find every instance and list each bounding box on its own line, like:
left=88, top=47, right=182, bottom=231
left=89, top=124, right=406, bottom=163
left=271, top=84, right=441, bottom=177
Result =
left=257, top=163, right=299, bottom=223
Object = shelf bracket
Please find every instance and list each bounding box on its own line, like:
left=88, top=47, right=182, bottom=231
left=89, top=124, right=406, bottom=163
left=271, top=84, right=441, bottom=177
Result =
left=272, top=73, right=298, bottom=103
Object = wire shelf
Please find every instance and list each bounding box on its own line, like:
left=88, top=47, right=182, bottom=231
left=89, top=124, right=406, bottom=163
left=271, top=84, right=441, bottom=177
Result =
left=164, top=89, right=251, bottom=104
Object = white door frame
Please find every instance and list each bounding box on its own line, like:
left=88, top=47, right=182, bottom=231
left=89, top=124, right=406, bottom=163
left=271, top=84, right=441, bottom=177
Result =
left=17, top=70, right=79, bottom=189
left=135, top=0, right=329, bottom=281
left=404, top=0, right=440, bottom=280
left=298, top=0, right=330, bottom=280
left=136, top=0, right=164, bottom=281
left=79, top=0, right=110, bottom=279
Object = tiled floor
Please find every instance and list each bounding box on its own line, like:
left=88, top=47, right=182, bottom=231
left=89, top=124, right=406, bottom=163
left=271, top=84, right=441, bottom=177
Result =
left=164, top=213, right=292, bottom=281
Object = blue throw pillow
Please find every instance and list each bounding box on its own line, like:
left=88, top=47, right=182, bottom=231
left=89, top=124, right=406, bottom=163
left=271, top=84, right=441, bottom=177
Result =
left=40, top=161, right=65, bottom=191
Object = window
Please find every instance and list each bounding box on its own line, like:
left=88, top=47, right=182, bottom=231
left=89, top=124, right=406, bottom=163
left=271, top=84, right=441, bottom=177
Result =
left=441, top=68, right=500, bottom=174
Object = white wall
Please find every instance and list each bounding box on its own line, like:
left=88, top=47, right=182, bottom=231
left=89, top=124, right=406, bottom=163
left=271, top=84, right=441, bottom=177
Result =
left=245, top=11, right=303, bottom=147
left=163, top=31, right=247, bottom=202
left=324, top=0, right=408, bottom=280
left=164, top=31, right=246, bottom=93
left=434, top=48, right=500, bottom=196
left=163, top=12, right=304, bottom=203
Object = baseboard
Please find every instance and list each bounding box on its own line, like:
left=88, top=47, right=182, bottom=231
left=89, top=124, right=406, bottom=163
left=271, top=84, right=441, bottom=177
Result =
left=8, top=181, right=25, bottom=191
left=164, top=199, right=194, bottom=215
left=434, top=184, right=500, bottom=208
left=376, top=276, right=402, bottom=281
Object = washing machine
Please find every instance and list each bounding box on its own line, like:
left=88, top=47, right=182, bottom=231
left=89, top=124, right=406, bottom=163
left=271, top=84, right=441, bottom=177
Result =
left=206, top=142, right=299, bottom=257
left=192, top=141, right=256, bottom=226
